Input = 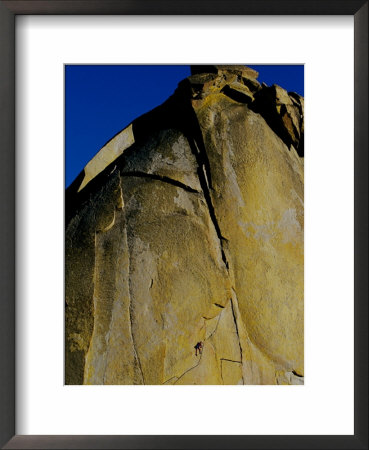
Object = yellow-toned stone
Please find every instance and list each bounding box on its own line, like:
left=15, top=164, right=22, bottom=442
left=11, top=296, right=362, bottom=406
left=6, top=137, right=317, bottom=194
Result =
left=191, top=65, right=259, bottom=80
left=194, top=94, right=304, bottom=378
left=78, top=124, right=134, bottom=191
left=66, top=66, right=304, bottom=385
left=221, top=360, right=243, bottom=385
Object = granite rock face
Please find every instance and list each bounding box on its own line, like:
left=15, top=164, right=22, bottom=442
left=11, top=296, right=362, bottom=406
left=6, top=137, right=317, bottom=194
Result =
left=65, top=65, right=304, bottom=385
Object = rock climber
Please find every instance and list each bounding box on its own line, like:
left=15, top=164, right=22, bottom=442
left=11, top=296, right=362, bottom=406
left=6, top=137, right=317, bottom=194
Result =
left=194, top=341, right=203, bottom=356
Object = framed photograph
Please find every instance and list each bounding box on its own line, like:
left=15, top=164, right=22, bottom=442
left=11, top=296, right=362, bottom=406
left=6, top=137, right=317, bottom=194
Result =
left=0, top=1, right=367, bottom=449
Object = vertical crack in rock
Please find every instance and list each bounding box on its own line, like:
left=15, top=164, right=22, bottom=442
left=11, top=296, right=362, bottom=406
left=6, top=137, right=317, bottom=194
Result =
left=117, top=172, right=125, bottom=210
left=101, top=174, right=126, bottom=384
left=101, top=205, right=125, bottom=384
left=83, top=230, right=98, bottom=384
left=127, top=258, right=145, bottom=384
left=102, top=227, right=118, bottom=384
left=120, top=175, right=146, bottom=385
left=220, top=359, right=224, bottom=384
left=184, top=104, right=230, bottom=271
left=229, top=294, right=245, bottom=385
left=220, top=358, right=242, bottom=385
left=160, top=94, right=240, bottom=383
left=192, top=140, right=229, bottom=270
left=127, top=264, right=145, bottom=384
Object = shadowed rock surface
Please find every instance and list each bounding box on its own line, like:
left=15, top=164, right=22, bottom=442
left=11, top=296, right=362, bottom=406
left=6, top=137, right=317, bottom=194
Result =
left=65, top=65, right=304, bottom=385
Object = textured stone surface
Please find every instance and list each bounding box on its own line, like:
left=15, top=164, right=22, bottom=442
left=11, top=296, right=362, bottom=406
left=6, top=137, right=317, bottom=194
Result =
left=191, top=64, right=259, bottom=80
left=78, top=124, right=134, bottom=192
left=66, top=65, right=304, bottom=385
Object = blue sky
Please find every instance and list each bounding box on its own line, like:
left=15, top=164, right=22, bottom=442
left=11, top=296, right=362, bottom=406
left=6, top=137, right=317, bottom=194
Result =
left=65, top=65, right=304, bottom=187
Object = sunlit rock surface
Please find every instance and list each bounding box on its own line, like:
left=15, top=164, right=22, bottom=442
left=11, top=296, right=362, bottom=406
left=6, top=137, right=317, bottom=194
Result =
left=65, top=65, right=304, bottom=385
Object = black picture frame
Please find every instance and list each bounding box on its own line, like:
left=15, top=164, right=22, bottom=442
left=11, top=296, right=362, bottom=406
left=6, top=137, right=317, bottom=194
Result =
left=0, top=1, right=367, bottom=449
